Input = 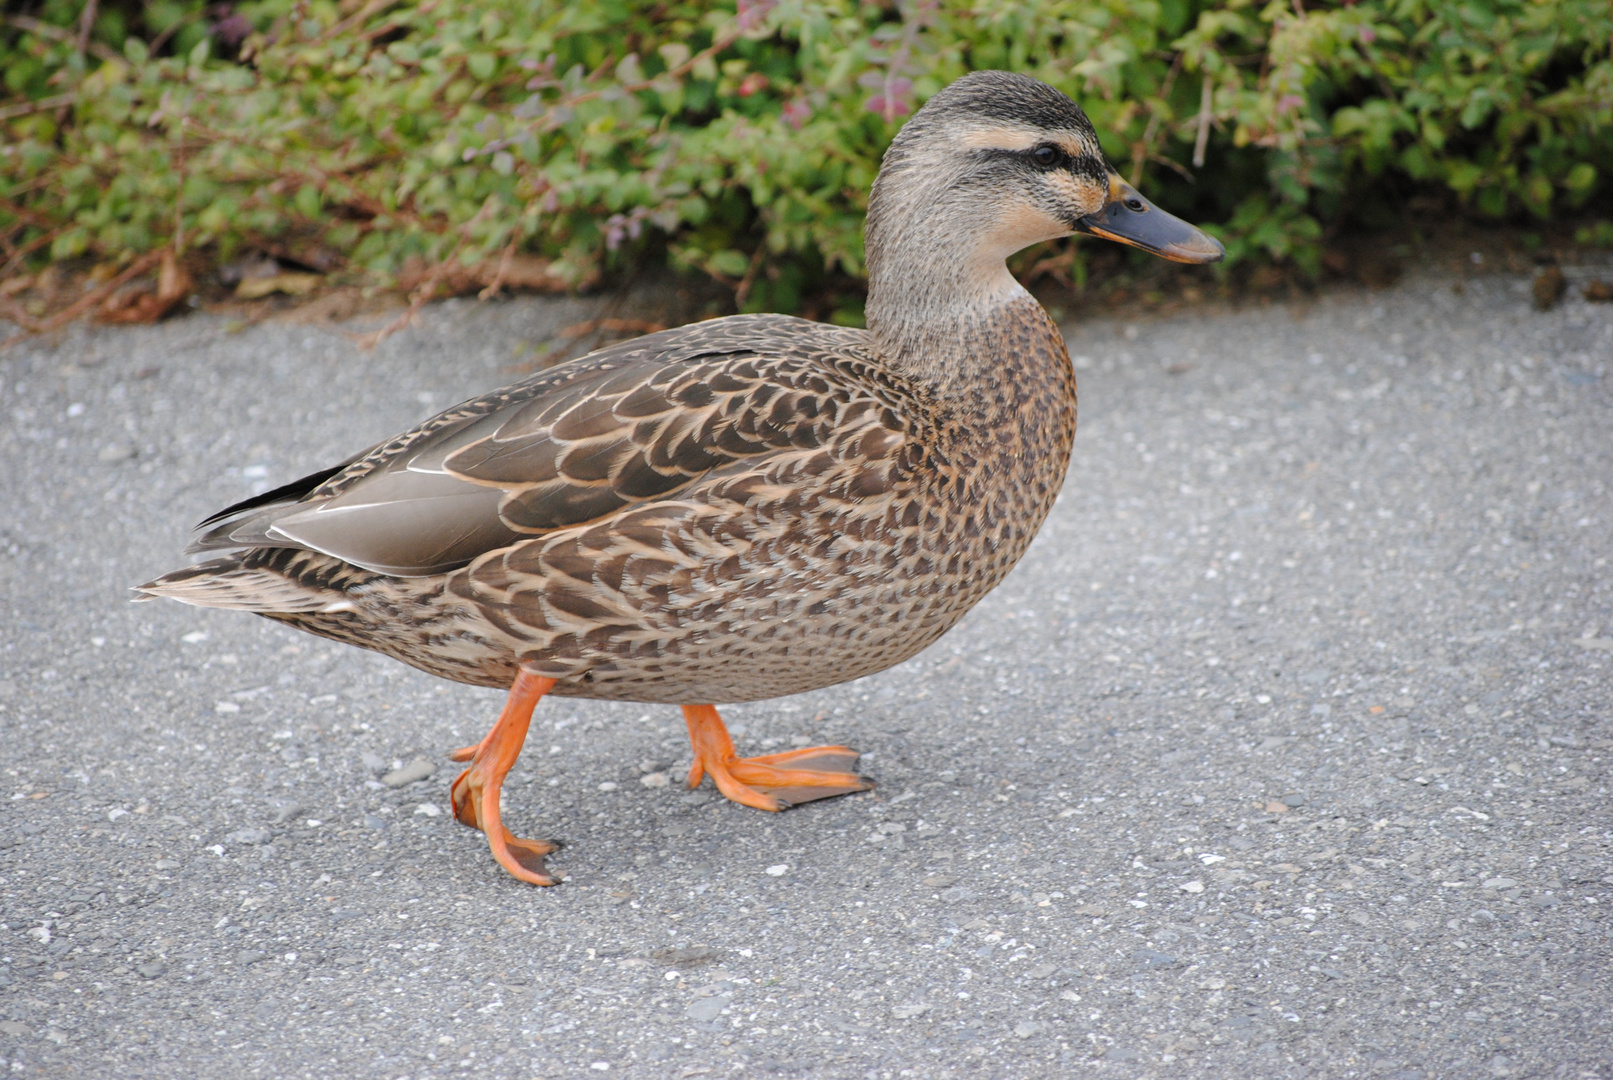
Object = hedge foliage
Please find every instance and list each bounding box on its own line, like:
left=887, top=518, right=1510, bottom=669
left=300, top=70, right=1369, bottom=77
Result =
left=2, top=0, right=1611, bottom=315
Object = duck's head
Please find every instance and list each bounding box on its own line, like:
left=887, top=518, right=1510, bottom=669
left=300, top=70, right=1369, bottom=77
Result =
left=866, top=71, right=1223, bottom=321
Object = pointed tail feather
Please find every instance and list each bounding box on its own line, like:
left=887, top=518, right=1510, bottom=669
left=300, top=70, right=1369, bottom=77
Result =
left=133, top=555, right=348, bottom=613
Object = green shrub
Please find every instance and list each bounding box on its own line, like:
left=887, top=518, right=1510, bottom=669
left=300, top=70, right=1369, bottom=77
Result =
left=2, top=0, right=1610, bottom=314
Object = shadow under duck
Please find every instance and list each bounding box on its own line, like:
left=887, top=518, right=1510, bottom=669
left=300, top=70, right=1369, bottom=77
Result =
left=137, top=71, right=1223, bottom=886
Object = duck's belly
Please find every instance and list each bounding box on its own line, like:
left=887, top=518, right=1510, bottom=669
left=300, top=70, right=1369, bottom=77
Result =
left=545, top=558, right=999, bottom=703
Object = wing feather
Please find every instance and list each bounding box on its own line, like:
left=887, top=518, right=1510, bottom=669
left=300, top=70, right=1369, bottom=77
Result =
left=184, top=315, right=921, bottom=577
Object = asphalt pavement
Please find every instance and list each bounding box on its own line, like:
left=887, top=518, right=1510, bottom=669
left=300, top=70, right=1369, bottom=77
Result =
left=1, top=262, right=1610, bottom=1080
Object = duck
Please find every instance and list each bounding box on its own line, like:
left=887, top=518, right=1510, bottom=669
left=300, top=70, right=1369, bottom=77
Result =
left=136, top=71, right=1223, bottom=886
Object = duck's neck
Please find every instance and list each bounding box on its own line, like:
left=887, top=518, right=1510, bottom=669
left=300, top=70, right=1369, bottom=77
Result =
left=863, top=207, right=1059, bottom=389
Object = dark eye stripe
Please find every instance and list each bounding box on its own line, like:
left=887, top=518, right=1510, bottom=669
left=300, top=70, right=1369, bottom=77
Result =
left=968, top=146, right=1111, bottom=184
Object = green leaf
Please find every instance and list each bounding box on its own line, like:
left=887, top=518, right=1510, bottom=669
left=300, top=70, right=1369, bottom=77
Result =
left=294, top=184, right=323, bottom=220
left=51, top=228, right=89, bottom=259
left=1564, top=163, right=1597, bottom=195
left=710, top=249, right=750, bottom=277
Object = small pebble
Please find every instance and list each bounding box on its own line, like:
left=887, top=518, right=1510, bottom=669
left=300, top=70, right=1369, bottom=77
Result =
left=414, top=803, right=442, bottom=817
left=598, top=781, right=619, bottom=792
left=1181, top=880, right=1205, bottom=893
left=765, top=864, right=789, bottom=876
left=135, top=962, right=165, bottom=979
left=383, top=758, right=434, bottom=788
left=268, top=801, right=303, bottom=825
left=685, top=994, right=731, bottom=1022
left=639, top=772, right=670, bottom=788
left=360, top=751, right=387, bottom=772
left=226, top=828, right=272, bottom=845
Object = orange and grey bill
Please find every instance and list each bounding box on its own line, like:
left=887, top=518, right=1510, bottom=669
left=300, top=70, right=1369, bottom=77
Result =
left=1074, top=172, right=1226, bottom=264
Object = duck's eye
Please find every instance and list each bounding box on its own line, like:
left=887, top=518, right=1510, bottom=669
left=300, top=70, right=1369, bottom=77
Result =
left=1031, top=144, right=1063, bottom=168
left=1124, top=196, right=1146, bottom=212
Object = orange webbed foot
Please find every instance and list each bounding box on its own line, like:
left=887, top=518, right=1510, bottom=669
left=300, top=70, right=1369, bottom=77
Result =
left=682, top=704, right=875, bottom=811
left=449, top=669, right=561, bottom=886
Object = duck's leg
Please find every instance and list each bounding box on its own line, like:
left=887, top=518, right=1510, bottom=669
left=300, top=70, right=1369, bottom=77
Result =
left=682, top=704, right=874, bottom=811
left=447, top=668, right=560, bottom=886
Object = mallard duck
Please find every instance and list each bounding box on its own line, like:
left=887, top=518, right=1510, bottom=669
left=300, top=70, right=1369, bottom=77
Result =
left=137, top=71, right=1222, bottom=885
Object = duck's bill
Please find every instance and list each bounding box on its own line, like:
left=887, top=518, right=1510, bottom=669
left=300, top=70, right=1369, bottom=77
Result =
left=1073, top=176, right=1225, bottom=264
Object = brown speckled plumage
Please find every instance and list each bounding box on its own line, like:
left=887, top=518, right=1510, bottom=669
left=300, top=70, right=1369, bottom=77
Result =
left=148, top=302, right=1075, bottom=704
left=136, top=72, right=1222, bottom=883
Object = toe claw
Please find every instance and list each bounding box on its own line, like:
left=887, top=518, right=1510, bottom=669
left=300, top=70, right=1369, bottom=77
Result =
left=681, top=704, right=873, bottom=813
left=501, top=833, right=559, bottom=883
left=451, top=669, right=562, bottom=886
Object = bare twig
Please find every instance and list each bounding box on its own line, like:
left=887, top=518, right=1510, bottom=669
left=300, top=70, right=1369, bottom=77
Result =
left=3, top=15, right=122, bottom=63
left=149, top=9, right=207, bottom=55
left=0, top=93, right=77, bottom=122
left=76, top=0, right=98, bottom=57
left=0, top=296, right=47, bottom=333
left=1193, top=73, right=1214, bottom=169
left=0, top=227, right=64, bottom=278
left=0, top=198, right=57, bottom=231
left=0, top=248, right=164, bottom=351
left=1148, top=152, right=1197, bottom=184
left=173, top=122, right=189, bottom=256
left=1130, top=53, right=1184, bottom=187
left=477, top=239, right=517, bottom=301
left=318, top=0, right=399, bottom=43
left=733, top=244, right=767, bottom=307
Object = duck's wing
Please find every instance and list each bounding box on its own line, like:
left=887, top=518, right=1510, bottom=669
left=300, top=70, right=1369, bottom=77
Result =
left=186, top=315, right=916, bottom=577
